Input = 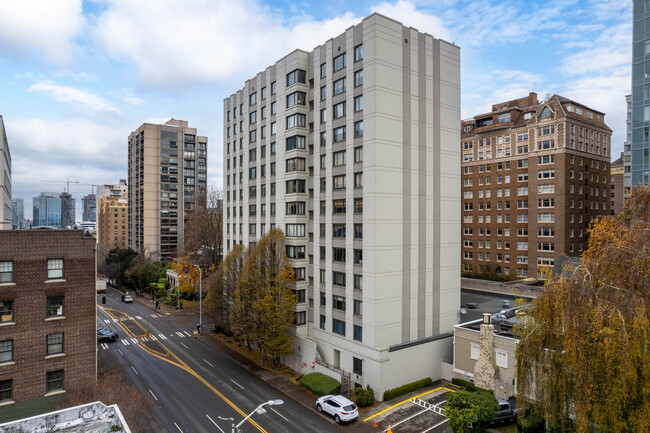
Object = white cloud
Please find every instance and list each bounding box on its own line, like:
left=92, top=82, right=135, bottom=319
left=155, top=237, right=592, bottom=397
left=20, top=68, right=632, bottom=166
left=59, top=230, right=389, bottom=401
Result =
left=123, top=96, right=145, bottom=106
left=0, top=0, right=85, bottom=65
left=27, top=80, right=119, bottom=113
left=371, top=1, right=451, bottom=40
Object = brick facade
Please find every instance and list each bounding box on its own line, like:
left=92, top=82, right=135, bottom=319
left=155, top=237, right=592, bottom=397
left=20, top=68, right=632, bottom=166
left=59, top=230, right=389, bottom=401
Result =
left=0, top=230, right=96, bottom=405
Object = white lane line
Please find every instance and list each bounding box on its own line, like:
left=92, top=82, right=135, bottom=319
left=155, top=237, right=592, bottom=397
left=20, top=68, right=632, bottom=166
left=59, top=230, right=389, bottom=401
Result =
left=130, top=338, right=138, bottom=344
left=122, top=340, right=129, bottom=346
left=183, top=331, right=192, bottom=337
left=269, top=406, right=288, bottom=422
left=148, top=389, right=158, bottom=401
left=206, top=415, right=225, bottom=433
left=421, top=418, right=449, bottom=433
left=230, top=379, right=244, bottom=390
left=150, top=335, right=158, bottom=341
left=118, top=349, right=124, bottom=356
left=180, top=343, right=188, bottom=348
left=104, top=319, right=110, bottom=323
left=113, top=319, right=118, bottom=323
left=174, top=422, right=184, bottom=433
left=390, top=407, right=429, bottom=429
left=158, top=334, right=167, bottom=340
left=135, top=315, right=142, bottom=320
left=131, top=366, right=139, bottom=375
left=203, top=359, right=214, bottom=367
left=176, top=332, right=184, bottom=338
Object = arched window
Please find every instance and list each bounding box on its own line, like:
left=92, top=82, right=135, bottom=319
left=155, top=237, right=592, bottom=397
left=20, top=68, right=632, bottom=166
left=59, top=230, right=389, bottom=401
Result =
left=541, top=107, right=552, bottom=119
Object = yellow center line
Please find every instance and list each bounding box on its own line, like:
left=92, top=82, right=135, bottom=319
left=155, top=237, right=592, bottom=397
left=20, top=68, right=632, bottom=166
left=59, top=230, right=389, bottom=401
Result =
left=363, top=386, right=456, bottom=422
left=98, top=305, right=267, bottom=433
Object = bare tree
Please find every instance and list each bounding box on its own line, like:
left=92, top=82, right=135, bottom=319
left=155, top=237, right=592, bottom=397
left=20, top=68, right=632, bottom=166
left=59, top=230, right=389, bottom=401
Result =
left=184, top=185, right=223, bottom=268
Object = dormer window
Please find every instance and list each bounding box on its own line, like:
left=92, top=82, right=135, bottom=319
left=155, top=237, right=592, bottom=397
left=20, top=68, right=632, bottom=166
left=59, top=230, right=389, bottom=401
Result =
left=463, top=125, right=474, bottom=132
left=566, top=105, right=574, bottom=112
left=498, top=113, right=511, bottom=123
left=540, top=107, right=551, bottom=119
left=523, top=112, right=534, bottom=120
left=477, top=117, right=493, bottom=127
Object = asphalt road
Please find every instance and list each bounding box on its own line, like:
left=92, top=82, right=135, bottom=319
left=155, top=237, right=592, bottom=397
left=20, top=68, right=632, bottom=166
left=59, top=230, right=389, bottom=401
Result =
left=97, top=288, right=343, bottom=433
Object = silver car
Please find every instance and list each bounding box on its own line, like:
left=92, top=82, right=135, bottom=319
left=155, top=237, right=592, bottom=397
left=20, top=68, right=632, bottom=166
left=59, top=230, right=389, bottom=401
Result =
left=316, top=395, right=359, bottom=423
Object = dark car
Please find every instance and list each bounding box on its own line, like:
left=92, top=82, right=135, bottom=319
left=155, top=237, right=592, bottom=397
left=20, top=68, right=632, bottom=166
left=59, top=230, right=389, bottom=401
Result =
left=97, top=327, right=119, bottom=342
left=489, top=398, right=518, bottom=424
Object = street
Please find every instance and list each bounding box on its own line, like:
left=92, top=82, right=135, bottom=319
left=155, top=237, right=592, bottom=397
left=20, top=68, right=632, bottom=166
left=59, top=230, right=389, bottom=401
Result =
left=97, top=288, right=344, bottom=433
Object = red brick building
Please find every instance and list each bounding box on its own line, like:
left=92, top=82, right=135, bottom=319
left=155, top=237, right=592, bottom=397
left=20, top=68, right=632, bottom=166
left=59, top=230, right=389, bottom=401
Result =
left=461, top=93, right=612, bottom=279
left=0, top=229, right=96, bottom=405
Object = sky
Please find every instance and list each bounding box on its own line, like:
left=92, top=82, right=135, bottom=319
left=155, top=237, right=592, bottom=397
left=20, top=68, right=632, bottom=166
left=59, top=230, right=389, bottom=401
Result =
left=0, top=0, right=632, bottom=221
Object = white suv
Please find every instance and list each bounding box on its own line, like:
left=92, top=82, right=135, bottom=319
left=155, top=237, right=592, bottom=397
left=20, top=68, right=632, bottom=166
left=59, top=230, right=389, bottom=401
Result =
left=315, top=395, right=359, bottom=423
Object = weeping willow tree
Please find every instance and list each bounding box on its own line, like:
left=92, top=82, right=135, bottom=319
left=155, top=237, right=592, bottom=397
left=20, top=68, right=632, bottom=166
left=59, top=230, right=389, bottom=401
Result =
left=516, top=185, right=650, bottom=433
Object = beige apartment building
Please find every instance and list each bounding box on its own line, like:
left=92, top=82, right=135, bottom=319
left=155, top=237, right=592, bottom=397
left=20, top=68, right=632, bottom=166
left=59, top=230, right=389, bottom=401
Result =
left=97, top=194, right=128, bottom=255
left=611, top=153, right=625, bottom=216
left=223, top=13, right=460, bottom=398
left=461, top=93, right=611, bottom=280
left=128, top=119, right=207, bottom=261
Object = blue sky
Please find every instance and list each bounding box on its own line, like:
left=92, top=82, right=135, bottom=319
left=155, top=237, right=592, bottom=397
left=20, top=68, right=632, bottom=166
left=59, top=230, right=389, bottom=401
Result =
left=0, top=0, right=632, bottom=220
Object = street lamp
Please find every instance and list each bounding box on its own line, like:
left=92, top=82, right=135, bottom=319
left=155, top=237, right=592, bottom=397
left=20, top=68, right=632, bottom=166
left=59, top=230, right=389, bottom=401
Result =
left=193, top=264, right=202, bottom=334
left=231, top=400, right=283, bottom=433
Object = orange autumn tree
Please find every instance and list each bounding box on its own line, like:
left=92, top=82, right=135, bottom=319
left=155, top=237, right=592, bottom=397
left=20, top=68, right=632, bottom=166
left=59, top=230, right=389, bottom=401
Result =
left=516, top=185, right=650, bottom=432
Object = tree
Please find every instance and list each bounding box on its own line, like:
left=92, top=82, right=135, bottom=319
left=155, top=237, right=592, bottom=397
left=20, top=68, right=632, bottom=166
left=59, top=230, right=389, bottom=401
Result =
left=445, top=390, right=499, bottom=433
left=184, top=186, right=223, bottom=268
left=203, top=244, right=246, bottom=333
left=232, top=229, right=296, bottom=365
left=516, top=185, right=650, bottom=433
left=125, top=252, right=164, bottom=293
left=105, top=247, right=138, bottom=289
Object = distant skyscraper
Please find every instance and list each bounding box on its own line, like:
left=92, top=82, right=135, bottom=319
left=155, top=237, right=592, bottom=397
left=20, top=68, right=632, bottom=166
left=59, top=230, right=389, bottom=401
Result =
left=11, top=198, right=23, bottom=229
left=33, top=192, right=62, bottom=228
left=128, top=119, right=207, bottom=261
left=81, top=194, right=97, bottom=222
left=631, top=1, right=650, bottom=185
left=624, top=94, right=632, bottom=197
left=97, top=179, right=127, bottom=199
left=60, top=192, right=75, bottom=228
left=0, top=115, right=11, bottom=230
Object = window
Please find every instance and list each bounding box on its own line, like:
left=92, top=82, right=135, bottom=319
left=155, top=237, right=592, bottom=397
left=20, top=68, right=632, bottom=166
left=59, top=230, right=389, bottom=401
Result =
left=286, top=201, right=305, bottom=216
left=47, top=333, right=64, bottom=355
left=333, top=224, right=346, bottom=238
left=354, top=146, right=363, bottom=163
left=320, top=109, right=326, bottom=123
left=286, top=245, right=306, bottom=259
left=285, top=224, right=305, bottom=237
left=0, top=261, right=12, bottom=283
left=354, top=198, right=363, bottom=213
left=333, top=175, right=346, bottom=190
left=470, top=343, right=480, bottom=360
left=294, top=311, right=306, bottom=325
left=354, top=249, right=363, bottom=265
left=47, top=259, right=63, bottom=279
left=286, top=91, right=306, bottom=107
left=352, top=356, right=363, bottom=378
left=354, top=274, right=362, bottom=290
left=320, top=86, right=327, bottom=101
left=333, top=247, right=346, bottom=262
left=286, top=157, right=306, bottom=172
left=286, top=179, right=306, bottom=193
left=354, top=44, right=363, bottom=62
left=333, top=101, right=346, bottom=119
left=249, top=92, right=256, bottom=106
left=333, top=126, right=346, bottom=142
left=46, top=296, right=64, bottom=318
left=286, top=69, right=306, bottom=86
left=333, top=295, right=346, bottom=311
left=354, top=95, right=363, bottom=112
left=0, top=379, right=11, bottom=403
left=498, top=113, right=511, bottom=123
left=332, top=271, right=346, bottom=287
left=0, top=340, right=13, bottom=363
left=333, top=53, right=346, bottom=71
left=495, top=350, right=508, bottom=368
left=354, top=121, right=363, bottom=138
left=286, top=113, right=306, bottom=129
left=320, top=63, right=327, bottom=78
left=354, top=224, right=363, bottom=239
left=355, top=70, right=363, bottom=87
left=333, top=77, right=346, bottom=95
left=250, top=111, right=257, bottom=124
left=353, top=325, right=362, bottom=342
left=0, top=300, right=13, bottom=323
left=333, top=199, right=346, bottom=214
left=333, top=319, right=346, bottom=336
left=333, top=150, right=345, bottom=167
left=46, top=370, right=64, bottom=393
left=353, top=299, right=362, bottom=316
left=320, top=314, right=326, bottom=329
left=354, top=172, right=363, bottom=188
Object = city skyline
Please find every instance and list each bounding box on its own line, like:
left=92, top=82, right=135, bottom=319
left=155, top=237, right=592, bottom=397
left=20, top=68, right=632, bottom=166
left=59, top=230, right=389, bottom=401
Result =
left=0, top=0, right=632, bottom=220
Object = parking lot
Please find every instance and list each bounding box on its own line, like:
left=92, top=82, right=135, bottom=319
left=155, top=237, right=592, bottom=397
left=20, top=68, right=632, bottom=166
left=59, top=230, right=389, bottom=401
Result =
left=363, top=384, right=456, bottom=433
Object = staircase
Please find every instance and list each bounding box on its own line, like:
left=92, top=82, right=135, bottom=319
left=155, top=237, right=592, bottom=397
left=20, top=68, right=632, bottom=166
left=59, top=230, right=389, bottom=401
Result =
left=312, top=341, right=352, bottom=398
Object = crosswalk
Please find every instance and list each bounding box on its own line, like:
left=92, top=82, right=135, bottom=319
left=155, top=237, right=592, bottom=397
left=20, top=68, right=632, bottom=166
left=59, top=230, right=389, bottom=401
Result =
left=103, top=331, right=192, bottom=349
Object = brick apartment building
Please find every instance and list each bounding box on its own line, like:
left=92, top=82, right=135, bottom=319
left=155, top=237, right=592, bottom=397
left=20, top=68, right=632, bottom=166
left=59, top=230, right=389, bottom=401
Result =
left=461, top=93, right=612, bottom=279
left=0, top=230, right=97, bottom=406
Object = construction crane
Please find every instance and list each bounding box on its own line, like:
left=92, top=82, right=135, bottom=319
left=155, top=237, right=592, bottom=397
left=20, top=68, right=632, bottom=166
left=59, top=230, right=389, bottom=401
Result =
left=43, top=178, right=79, bottom=193
left=77, top=183, right=101, bottom=195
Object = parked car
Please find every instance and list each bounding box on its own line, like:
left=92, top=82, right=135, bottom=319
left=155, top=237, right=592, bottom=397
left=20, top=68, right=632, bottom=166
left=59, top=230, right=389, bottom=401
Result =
left=489, top=398, right=518, bottom=424
left=97, top=327, right=119, bottom=342
left=316, top=395, right=359, bottom=424
left=121, top=294, right=133, bottom=303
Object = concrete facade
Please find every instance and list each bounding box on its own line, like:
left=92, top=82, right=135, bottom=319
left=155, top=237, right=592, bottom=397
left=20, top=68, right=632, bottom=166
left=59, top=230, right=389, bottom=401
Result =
left=0, top=116, right=11, bottom=231
left=611, top=153, right=625, bottom=216
left=631, top=1, right=650, bottom=186
left=11, top=199, right=23, bottom=230
left=223, top=13, right=460, bottom=399
left=0, top=230, right=97, bottom=406
left=461, top=93, right=612, bottom=280
left=128, top=119, right=207, bottom=261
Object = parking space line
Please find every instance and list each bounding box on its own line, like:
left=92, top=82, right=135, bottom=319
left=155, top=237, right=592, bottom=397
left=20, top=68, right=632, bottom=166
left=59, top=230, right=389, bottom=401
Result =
left=421, top=418, right=449, bottom=432
left=363, top=386, right=446, bottom=421
left=389, top=407, right=430, bottom=429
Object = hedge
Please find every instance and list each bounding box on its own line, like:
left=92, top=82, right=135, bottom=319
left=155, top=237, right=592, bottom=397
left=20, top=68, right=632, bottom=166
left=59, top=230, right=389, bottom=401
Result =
left=299, top=373, right=340, bottom=397
left=354, top=385, right=375, bottom=407
left=451, top=378, right=492, bottom=394
left=383, top=377, right=432, bottom=401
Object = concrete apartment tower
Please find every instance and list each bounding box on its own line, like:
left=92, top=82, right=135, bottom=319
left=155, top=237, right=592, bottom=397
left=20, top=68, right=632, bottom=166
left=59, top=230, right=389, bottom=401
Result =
left=81, top=194, right=97, bottom=223
left=632, top=1, right=650, bottom=186
left=0, top=116, right=11, bottom=231
left=460, top=93, right=612, bottom=280
left=128, top=119, right=207, bottom=261
left=97, top=193, right=128, bottom=255
left=223, top=13, right=460, bottom=398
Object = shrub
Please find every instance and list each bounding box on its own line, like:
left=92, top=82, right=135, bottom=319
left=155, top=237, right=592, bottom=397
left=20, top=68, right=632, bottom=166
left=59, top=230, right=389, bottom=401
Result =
left=354, top=385, right=375, bottom=407
left=451, top=378, right=493, bottom=394
left=157, top=277, right=168, bottom=289
left=517, top=412, right=545, bottom=433
left=382, top=377, right=432, bottom=401
left=299, top=373, right=340, bottom=397
left=445, top=390, right=499, bottom=433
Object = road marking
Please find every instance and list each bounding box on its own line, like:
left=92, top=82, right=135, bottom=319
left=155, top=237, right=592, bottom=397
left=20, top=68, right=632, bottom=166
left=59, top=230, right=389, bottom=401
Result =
left=131, top=366, right=139, bottom=375
left=149, top=389, right=158, bottom=401
left=135, top=315, right=143, bottom=320
left=364, top=386, right=452, bottom=421
left=389, top=407, right=429, bottom=429
left=421, top=418, right=450, bottom=432
left=206, top=415, right=225, bottom=433
left=122, top=340, right=129, bottom=346
left=131, top=338, right=138, bottom=344
left=176, top=332, right=185, bottom=338
left=174, top=422, right=184, bottom=433
left=118, top=349, right=124, bottom=356
left=150, top=335, right=158, bottom=341
left=158, top=334, right=167, bottom=340
left=150, top=314, right=158, bottom=318
left=184, top=331, right=192, bottom=337
left=181, top=343, right=188, bottom=348
left=203, top=359, right=214, bottom=367
left=269, top=406, right=288, bottom=422
left=104, top=319, right=110, bottom=323
left=101, top=343, right=108, bottom=350
left=113, top=318, right=119, bottom=323
left=231, top=379, right=244, bottom=390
